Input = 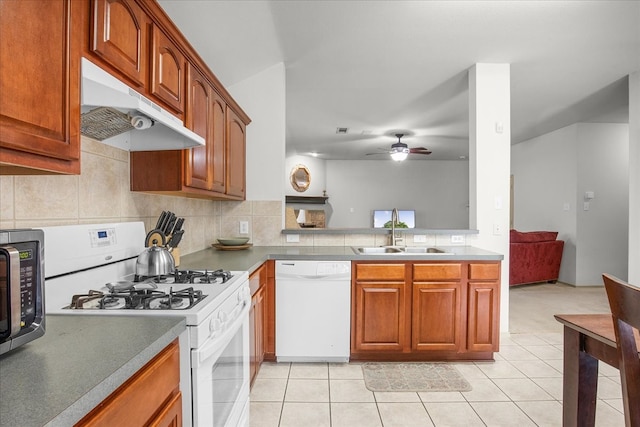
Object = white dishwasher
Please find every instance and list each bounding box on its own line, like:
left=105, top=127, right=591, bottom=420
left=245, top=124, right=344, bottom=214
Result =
left=275, top=260, right=351, bottom=362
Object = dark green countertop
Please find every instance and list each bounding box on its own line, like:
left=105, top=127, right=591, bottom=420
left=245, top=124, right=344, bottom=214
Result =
left=180, top=245, right=503, bottom=273
left=0, top=315, right=186, bottom=427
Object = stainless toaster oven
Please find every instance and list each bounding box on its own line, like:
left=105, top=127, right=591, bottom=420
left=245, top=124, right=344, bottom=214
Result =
left=0, top=229, right=45, bottom=355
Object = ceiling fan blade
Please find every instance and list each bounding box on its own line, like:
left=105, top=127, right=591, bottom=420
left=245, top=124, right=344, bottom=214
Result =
left=409, top=147, right=432, bottom=155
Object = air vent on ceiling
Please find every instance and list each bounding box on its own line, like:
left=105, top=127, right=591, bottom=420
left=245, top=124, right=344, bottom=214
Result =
left=336, top=127, right=349, bottom=134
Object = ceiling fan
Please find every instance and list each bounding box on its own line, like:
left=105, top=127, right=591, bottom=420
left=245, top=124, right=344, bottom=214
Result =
left=367, top=133, right=432, bottom=161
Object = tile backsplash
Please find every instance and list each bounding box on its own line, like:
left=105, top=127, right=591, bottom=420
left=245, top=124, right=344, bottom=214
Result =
left=0, top=137, right=284, bottom=254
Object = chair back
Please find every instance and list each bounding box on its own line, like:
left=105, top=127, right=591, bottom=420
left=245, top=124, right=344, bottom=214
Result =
left=602, top=273, right=640, bottom=427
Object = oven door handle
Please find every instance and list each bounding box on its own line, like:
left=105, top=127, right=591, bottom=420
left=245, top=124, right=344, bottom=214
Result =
left=1, top=247, right=22, bottom=337
left=192, top=296, right=250, bottom=367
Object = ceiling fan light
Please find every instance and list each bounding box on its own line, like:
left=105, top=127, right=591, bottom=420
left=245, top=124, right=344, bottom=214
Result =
left=390, top=151, right=408, bottom=161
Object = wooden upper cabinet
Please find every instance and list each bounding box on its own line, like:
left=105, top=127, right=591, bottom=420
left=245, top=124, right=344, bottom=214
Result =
left=151, top=24, right=185, bottom=115
left=185, top=64, right=213, bottom=190
left=0, top=0, right=81, bottom=174
left=210, top=92, right=227, bottom=194
left=225, top=107, right=246, bottom=198
left=90, top=0, right=148, bottom=88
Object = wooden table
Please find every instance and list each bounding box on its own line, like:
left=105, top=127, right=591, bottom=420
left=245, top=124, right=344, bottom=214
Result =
left=554, top=313, right=640, bottom=427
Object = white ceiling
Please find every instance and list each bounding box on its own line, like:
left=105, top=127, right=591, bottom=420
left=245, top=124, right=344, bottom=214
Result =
left=158, top=0, right=639, bottom=161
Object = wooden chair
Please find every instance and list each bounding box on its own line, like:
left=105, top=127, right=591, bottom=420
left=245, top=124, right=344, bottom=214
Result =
left=602, top=273, right=640, bottom=427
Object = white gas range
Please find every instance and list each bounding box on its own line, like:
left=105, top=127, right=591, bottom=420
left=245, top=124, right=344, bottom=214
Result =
left=43, top=222, right=250, bottom=427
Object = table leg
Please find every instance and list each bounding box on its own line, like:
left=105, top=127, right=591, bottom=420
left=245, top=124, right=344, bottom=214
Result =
left=562, top=326, right=599, bottom=427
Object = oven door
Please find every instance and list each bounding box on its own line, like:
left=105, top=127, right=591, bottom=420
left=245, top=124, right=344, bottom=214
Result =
left=191, top=297, right=250, bottom=427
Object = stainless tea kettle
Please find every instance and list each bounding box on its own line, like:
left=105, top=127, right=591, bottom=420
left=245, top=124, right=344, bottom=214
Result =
left=136, top=231, right=175, bottom=277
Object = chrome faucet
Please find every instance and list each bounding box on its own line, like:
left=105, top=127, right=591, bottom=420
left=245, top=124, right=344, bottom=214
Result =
left=390, top=208, right=403, bottom=247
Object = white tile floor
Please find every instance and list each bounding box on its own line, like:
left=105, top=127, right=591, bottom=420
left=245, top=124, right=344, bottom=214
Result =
left=250, top=283, right=625, bottom=426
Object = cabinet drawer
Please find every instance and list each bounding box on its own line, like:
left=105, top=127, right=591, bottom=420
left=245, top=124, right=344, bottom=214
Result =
left=469, top=263, right=500, bottom=280
left=355, top=263, right=405, bottom=281
left=413, top=263, right=462, bottom=280
left=75, top=340, right=180, bottom=426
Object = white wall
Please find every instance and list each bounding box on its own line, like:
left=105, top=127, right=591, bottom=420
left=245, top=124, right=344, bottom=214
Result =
left=629, top=71, right=640, bottom=284
left=324, top=160, right=469, bottom=228
left=512, top=123, right=629, bottom=286
left=228, top=63, right=286, bottom=201
left=512, top=125, right=579, bottom=284
left=576, top=123, right=629, bottom=284
left=468, top=64, right=512, bottom=333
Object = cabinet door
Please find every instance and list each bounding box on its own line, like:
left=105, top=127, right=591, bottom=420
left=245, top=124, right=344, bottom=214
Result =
left=467, top=263, right=500, bottom=352
left=412, top=282, right=462, bottom=351
left=412, top=263, right=463, bottom=351
left=90, top=0, right=148, bottom=87
left=185, top=64, right=213, bottom=190
left=352, top=281, right=410, bottom=352
left=151, top=24, right=185, bottom=115
left=225, top=108, right=246, bottom=198
left=210, top=90, right=227, bottom=194
left=0, top=0, right=80, bottom=174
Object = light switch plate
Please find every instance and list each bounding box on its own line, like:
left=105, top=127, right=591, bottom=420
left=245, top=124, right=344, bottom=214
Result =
left=286, top=234, right=300, bottom=243
left=414, top=234, right=427, bottom=243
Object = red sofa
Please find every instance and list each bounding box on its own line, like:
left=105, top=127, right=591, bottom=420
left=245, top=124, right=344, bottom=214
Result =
left=510, top=229, right=564, bottom=286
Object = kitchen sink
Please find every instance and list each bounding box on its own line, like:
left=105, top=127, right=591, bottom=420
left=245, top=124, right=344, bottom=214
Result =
left=351, top=246, right=453, bottom=255
left=353, top=246, right=404, bottom=254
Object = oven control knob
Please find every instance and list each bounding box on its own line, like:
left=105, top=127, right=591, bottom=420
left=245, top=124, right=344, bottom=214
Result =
left=218, top=311, right=228, bottom=324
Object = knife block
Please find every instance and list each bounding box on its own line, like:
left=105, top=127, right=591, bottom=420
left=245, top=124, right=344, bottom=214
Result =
left=170, top=247, right=180, bottom=267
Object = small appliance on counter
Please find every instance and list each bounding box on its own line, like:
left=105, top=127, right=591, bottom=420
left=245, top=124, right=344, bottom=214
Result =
left=0, top=228, right=45, bottom=355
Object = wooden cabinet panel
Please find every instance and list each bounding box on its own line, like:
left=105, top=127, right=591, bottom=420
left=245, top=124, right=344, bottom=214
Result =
left=76, top=339, right=181, bottom=427
left=413, top=263, right=462, bottom=280
left=210, top=91, right=227, bottom=194
left=185, top=64, right=213, bottom=190
left=151, top=24, right=185, bottom=115
left=469, top=263, right=500, bottom=280
left=352, top=282, right=409, bottom=352
left=0, top=0, right=81, bottom=174
left=225, top=107, right=246, bottom=198
left=355, top=263, right=405, bottom=281
left=264, top=260, right=276, bottom=361
left=412, top=283, right=462, bottom=351
left=148, top=392, right=182, bottom=427
left=90, top=0, right=148, bottom=87
left=249, top=264, right=266, bottom=387
left=467, top=281, right=500, bottom=352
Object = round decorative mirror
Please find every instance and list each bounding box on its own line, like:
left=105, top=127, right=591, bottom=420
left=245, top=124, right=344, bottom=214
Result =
left=290, top=164, right=311, bottom=192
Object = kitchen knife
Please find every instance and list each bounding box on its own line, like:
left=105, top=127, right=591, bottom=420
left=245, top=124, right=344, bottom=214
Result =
left=165, top=215, right=177, bottom=236
left=172, top=217, right=184, bottom=234
left=159, top=211, right=172, bottom=234
left=168, top=229, right=184, bottom=248
left=155, top=211, right=167, bottom=230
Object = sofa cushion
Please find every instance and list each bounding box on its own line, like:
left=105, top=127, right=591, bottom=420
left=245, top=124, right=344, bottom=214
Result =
left=510, top=229, right=558, bottom=243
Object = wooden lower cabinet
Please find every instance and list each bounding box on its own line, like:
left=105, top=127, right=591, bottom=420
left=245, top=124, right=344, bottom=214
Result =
left=249, top=263, right=267, bottom=387
left=75, top=339, right=182, bottom=427
left=263, top=260, right=276, bottom=361
left=351, top=261, right=500, bottom=361
left=467, top=263, right=501, bottom=352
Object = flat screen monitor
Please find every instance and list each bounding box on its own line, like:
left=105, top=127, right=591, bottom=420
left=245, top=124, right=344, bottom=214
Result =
left=373, top=210, right=416, bottom=228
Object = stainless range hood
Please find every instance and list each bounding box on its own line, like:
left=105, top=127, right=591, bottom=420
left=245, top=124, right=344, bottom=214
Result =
left=81, top=58, right=204, bottom=151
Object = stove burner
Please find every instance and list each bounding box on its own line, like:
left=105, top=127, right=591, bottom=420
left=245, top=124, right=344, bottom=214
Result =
left=68, top=287, right=206, bottom=310
left=135, top=269, right=233, bottom=285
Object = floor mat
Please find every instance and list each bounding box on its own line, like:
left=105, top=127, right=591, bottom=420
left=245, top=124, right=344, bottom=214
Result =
left=362, top=362, right=472, bottom=392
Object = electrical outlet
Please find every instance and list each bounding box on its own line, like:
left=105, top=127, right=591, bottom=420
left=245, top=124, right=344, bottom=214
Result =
left=451, top=235, right=464, bottom=244
left=413, top=234, right=427, bottom=243
left=286, top=234, right=300, bottom=243
left=493, top=223, right=502, bottom=235
left=239, top=221, right=249, bottom=234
